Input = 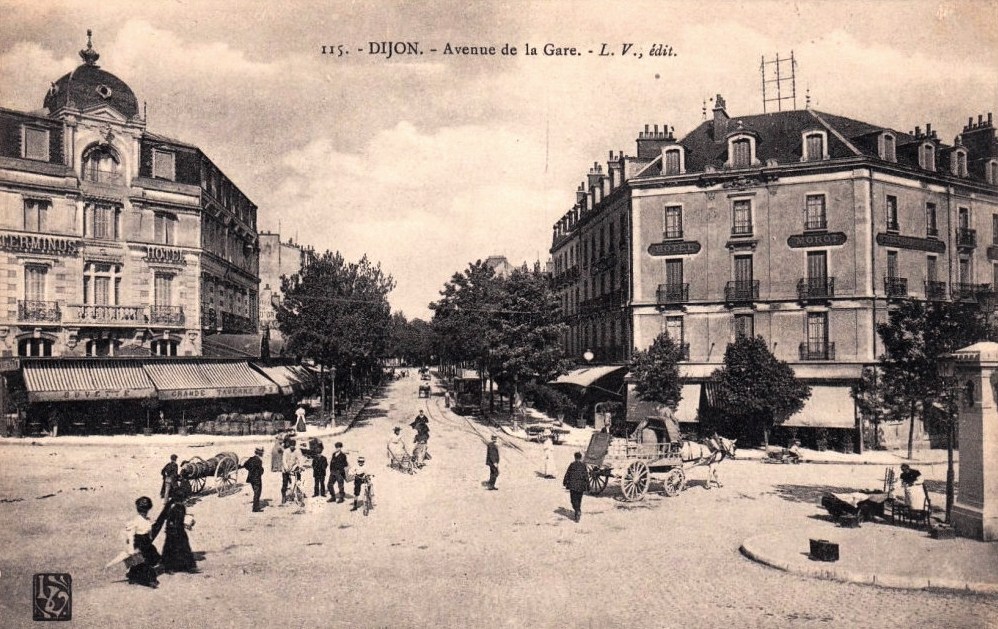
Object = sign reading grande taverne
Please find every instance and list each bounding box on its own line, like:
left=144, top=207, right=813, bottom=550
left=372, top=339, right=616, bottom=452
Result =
left=0, top=233, right=81, bottom=256
left=876, top=232, right=946, bottom=253
left=787, top=232, right=847, bottom=248
left=158, top=385, right=272, bottom=400
left=648, top=241, right=702, bottom=256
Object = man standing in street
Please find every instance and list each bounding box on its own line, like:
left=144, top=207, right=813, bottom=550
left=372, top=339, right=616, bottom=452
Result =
left=485, top=435, right=500, bottom=490
left=281, top=439, right=304, bottom=504
left=312, top=443, right=328, bottom=498
left=563, top=451, right=589, bottom=522
left=242, top=447, right=265, bottom=512
left=327, top=442, right=348, bottom=503
left=160, top=454, right=179, bottom=499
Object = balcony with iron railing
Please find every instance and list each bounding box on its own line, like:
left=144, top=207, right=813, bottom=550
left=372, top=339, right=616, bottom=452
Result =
left=796, top=277, right=835, bottom=300
left=730, top=223, right=753, bottom=237
left=220, top=311, right=256, bottom=334
left=656, top=283, right=689, bottom=305
left=82, top=168, right=124, bottom=186
left=803, top=211, right=827, bottom=231
left=953, top=282, right=992, bottom=303
left=925, top=281, right=948, bottom=301
left=957, top=228, right=977, bottom=249
left=884, top=276, right=908, bottom=298
left=18, top=300, right=61, bottom=323
left=66, top=304, right=144, bottom=324
left=724, top=280, right=759, bottom=303
left=799, top=342, right=836, bottom=361
left=149, top=305, right=185, bottom=326
left=663, top=227, right=684, bottom=240
left=926, top=226, right=939, bottom=238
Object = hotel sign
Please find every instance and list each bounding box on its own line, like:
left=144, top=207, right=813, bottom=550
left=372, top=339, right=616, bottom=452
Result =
left=144, top=245, right=187, bottom=266
left=876, top=233, right=946, bottom=253
left=159, top=385, right=271, bottom=400
left=648, top=241, right=701, bottom=256
left=0, top=234, right=81, bottom=256
left=787, top=232, right=847, bottom=248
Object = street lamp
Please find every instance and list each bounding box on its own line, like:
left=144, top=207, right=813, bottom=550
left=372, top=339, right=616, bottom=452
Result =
left=583, top=349, right=595, bottom=364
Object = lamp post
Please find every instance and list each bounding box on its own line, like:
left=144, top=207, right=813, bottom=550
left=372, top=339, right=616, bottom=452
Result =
left=939, top=356, right=957, bottom=524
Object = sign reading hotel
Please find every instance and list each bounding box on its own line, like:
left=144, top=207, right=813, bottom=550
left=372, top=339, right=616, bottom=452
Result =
left=648, top=241, right=701, bottom=256
left=159, top=385, right=272, bottom=400
left=0, top=233, right=81, bottom=256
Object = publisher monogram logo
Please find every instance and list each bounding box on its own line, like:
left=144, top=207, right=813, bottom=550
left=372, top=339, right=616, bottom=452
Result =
left=33, top=573, right=72, bottom=621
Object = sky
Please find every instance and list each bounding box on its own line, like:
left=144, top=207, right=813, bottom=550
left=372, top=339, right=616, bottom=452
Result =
left=1, top=0, right=996, bottom=319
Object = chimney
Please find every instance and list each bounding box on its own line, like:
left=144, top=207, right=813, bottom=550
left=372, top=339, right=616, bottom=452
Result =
left=915, top=126, right=921, bottom=138
left=980, top=115, right=985, bottom=126
left=587, top=162, right=603, bottom=190
left=990, top=112, right=994, bottom=126
left=926, top=123, right=932, bottom=138
left=576, top=182, right=586, bottom=205
left=712, top=94, right=729, bottom=139
left=636, top=124, right=670, bottom=158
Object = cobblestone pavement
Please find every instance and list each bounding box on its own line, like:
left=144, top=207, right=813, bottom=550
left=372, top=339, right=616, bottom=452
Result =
left=1, top=373, right=995, bottom=628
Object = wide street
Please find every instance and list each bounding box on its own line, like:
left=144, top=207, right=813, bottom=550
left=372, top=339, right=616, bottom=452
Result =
left=1, top=373, right=996, bottom=628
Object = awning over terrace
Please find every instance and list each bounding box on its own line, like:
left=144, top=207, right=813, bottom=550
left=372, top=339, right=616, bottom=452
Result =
left=143, top=360, right=279, bottom=400
left=250, top=363, right=317, bottom=396
left=22, top=360, right=157, bottom=402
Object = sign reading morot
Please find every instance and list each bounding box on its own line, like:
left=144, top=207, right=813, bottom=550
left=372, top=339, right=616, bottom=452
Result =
left=648, top=241, right=702, bottom=256
left=787, top=232, right=848, bottom=248
left=0, top=233, right=81, bottom=256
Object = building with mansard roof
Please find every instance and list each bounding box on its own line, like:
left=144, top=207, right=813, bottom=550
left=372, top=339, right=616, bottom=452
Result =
left=0, top=32, right=280, bottom=436
left=550, top=94, right=998, bottom=448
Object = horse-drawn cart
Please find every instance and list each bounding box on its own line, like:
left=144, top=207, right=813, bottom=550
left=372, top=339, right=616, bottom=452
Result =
left=178, top=452, right=240, bottom=497
left=583, top=414, right=736, bottom=501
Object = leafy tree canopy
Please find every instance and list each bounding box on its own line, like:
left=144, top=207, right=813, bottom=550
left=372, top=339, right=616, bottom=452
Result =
left=629, top=333, right=684, bottom=409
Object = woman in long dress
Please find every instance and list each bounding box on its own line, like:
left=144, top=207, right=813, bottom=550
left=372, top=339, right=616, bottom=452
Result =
left=155, top=486, right=198, bottom=573
left=124, top=496, right=160, bottom=587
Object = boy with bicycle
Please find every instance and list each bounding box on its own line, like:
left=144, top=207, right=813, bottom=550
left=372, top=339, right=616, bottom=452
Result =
left=350, top=456, right=372, bottom=512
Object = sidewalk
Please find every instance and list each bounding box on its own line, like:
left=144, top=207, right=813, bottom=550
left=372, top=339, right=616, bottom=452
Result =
left=0, top=394, right=379, bottom=448
left=741, top=521, right=998, bottom=595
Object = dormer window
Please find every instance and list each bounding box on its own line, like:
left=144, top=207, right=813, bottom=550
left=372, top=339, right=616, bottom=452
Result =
left=951, top=149, right=968, bottom=177
left=919, top=142, right=936, bottom=171
left=152, top=149, right=176, bottom=181
left=801, top=130, right=828, bottom=162
left=22, top=126, right=50, bottom=162
left=879, top=133, right=897, bottom=162
left=727, top=135, right=757, bottom=169
left=988, top=160, right=998, bottom=185
left=662, top=146, right=685, bottom=175
left=82, top=145, right=120, bottom=184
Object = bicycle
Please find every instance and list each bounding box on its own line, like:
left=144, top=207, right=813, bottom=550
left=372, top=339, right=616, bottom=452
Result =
left=361, top=474, right=375, bottom=516
left=287, top=470, right=306, bottom=512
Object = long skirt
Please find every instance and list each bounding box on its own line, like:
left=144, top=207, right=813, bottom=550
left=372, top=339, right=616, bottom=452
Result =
left=126, top=533, right=160, bottom=586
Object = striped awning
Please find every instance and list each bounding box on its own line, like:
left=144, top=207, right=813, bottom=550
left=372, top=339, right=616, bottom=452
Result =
left=23, top=360, right=156, bottom=402
left=250, top=364, right=315, bottom=396
left=144, top=361, right=279, bottom=400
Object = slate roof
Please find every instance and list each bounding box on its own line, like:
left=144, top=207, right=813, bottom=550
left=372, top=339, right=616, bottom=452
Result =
left=43, top=63, right=140, bottom=120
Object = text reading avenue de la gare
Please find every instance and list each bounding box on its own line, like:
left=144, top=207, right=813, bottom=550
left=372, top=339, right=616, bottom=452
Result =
left=321, top=41, right=677, bottom=60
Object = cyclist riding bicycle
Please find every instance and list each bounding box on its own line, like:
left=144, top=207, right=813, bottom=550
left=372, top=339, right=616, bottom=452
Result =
left=281, top=439, right=305, bottom=506
left=351, top=456, right=373, bottom=512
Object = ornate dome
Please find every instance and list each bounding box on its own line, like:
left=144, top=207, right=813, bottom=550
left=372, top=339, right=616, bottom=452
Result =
left=43, top=31, right=140, bottom=120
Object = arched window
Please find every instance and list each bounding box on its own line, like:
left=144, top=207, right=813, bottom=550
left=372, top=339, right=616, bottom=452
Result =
left=802, top=132, right=827, bottom=161
left=730, top=138, right=752, bottom=168
left=920, top=143, right=936, bottom=171
left=880, top=133, right=896, bottom=162
left=663, top=147, right=684, bottom=175
left=987, top=160, right=998, bottom=185
left=82, top=145, right=121, bottom=184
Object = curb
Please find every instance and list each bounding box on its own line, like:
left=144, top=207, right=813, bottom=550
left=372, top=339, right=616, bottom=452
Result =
left=739, top=535, right=998, bottom=596
left=0, top=393, right=380, bottom=449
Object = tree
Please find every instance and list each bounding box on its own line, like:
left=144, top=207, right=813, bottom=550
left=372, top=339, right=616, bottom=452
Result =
left=710, top=335, right=811, bottom=446
left=487, top=268, right=570, bottom=409
left=629, top=333, right=684, bottom=409
left=276, top=251, right=395, bottom=407
left=876, top=299, right=996, bottom=459
left=430, top=261, right=502, bottom=371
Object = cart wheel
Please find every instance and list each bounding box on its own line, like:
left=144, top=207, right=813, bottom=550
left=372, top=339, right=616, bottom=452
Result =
left=215, top=454, right=239, bottom=496
left=621, top=460, right=650, bottom=501
left=663, top=468, right=686, bottom=497
left=587, top=466, right=608, bottom=495
left=189, top=477, right=206, bottom=494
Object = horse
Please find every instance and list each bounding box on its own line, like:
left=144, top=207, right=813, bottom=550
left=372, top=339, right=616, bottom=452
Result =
left=679, top=434, right=737, bottom=489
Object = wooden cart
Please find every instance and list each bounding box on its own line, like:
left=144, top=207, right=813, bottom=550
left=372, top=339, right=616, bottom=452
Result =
left=178, top=452, right=240, bottom=497
left=583, top=415, right=687, bottom=501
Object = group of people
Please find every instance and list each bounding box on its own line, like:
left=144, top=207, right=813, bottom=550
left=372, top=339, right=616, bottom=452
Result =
left=122, top=487, right=197, bottom=588
left=387, top=410, right=432, bottom=469
left=266, top=434, right=368, bottom=509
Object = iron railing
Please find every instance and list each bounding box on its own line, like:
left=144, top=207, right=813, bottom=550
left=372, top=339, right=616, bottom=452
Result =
left=149, top=305, right=185, bottom=325
left=797, top=277, right=835, bottom=300
left=799, top=342, right=835, bottom=361
left=884, top=276, right=908, bottom=298
left=18, top=300, right=61, bottom=322
left=656, top=283, right=689, bottom=305
left=957, top=228, right=977, bottom=248
left=725, top=280, right=759, bottom=303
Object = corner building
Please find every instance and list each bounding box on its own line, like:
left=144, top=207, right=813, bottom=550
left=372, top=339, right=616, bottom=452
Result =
left=551, top=95, right=998, bottom=446
left=0, top=32, right=260, bottom=361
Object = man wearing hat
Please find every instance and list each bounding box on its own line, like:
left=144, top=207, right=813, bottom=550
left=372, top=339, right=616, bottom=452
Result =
left=485, top=435, right=500, bottom=490
left=350, top=456, right=371, bottom=511
left=242, top=447, right=265, bottom=512
left=327, top=442, right=348, bottom=503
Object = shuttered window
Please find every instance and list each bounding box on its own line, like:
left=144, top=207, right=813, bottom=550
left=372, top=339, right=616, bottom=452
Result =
left=24, top=265, right=46, bottom=301
left=152, top=149, right=176, bottom=181
left=23, top=127, right=49, bottom=161
left=805, top=134, right=824, bottom=160
left=664, top=149, right=681, bottom=175
left=731, top=139, right=751, bottom=168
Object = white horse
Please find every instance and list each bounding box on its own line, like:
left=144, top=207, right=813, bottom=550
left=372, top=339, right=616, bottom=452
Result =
left=679, top=434, right=737, bottom=489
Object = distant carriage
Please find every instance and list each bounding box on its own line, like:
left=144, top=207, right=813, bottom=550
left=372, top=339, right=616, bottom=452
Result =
left=583, top=414, right=736, bottom=501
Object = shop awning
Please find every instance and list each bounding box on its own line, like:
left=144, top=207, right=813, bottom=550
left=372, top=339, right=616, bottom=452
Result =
left=784, top=385, right=857, bottom=429
left=144, top=361, right=279, bottom=400
left=675, top=383, right=702, bottom=423
left=250, top=363, right=315, bottom=396
left=23, top=360, right=156, bottom=402
left=550, top=366, right=627, bottom=388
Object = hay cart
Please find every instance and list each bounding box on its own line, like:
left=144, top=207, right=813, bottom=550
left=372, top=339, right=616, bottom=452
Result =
left=178, top=452, right=240, bottom=497
left=583, top=414, right=686, bottom=501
